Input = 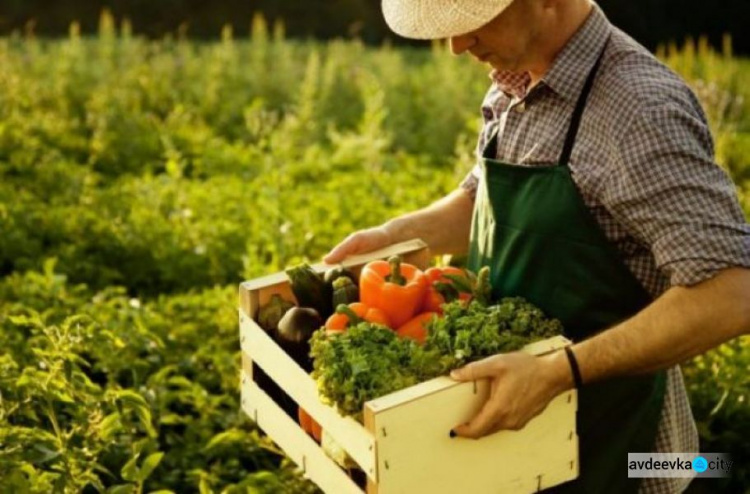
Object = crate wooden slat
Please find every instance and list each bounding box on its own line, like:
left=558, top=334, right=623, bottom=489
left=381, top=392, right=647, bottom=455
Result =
left=239, top=239, right=579, bottom=493
left=240, top=375, right=363, bottom=494
left=240, top=313, right=377, bottom=478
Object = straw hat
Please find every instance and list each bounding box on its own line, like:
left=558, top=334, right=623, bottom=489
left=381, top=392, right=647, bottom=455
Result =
left=382, top=0, right=516, bottom=40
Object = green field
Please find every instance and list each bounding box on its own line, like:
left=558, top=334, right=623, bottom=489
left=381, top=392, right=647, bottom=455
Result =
left=1, top=14, right=748, bottom=493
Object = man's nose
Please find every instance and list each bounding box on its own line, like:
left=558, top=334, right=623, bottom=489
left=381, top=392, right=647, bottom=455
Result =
left=449, top=33, right=477, bottom=55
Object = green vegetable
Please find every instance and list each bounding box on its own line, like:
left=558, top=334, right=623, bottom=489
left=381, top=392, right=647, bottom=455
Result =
left=277, top=307, right=324, bottom=373
left=472, top=266, right=492, bottom=306
left=324, top=266, right=357, bottom=286
left=424, top=298, right=563, bottom=366
left=311, top=322, right=445, bottom=420
left=286, top=263, right=334, bottom=319
left=332, top=277, right=359, bottom=307
left=257, top=294, right=295, bottom=336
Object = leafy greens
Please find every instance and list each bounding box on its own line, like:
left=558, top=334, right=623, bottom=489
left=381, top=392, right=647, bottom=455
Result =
left=310, top=297, right=563, bottom=421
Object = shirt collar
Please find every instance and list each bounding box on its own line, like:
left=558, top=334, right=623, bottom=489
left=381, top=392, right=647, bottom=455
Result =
left=488, top=4, right=611, bottom=103
left=489, top=70, right=531, bottom=100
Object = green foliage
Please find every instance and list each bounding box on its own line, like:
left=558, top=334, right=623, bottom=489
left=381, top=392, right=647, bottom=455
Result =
left=0, top=266, right=312, bottom=492
left=683, top=339, right=750, bottom=492
left=425, top=298, right=564, bottom=364
left=0, top=28, right=748, bottom=492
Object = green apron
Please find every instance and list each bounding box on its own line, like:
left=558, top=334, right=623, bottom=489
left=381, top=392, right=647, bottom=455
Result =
left=467, top=42, right=666, bottom=493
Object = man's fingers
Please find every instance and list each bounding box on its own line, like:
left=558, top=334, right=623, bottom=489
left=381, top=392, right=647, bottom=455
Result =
left=452, top=401, right=499, bottom=439
left=450, top=355, right=504, bottom=382
left=323, top=228, right=392, bottom=264
left=450, top=355, right=514, bottom=439
left=323, top=235, right=360, bottom=264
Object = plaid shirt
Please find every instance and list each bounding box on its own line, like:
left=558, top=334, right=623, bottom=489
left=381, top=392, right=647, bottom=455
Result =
left=460, top=4, right=750, bottom=494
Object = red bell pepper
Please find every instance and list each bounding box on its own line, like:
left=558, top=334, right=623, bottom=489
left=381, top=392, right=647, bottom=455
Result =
left=421, top=267, right=473, bottom=313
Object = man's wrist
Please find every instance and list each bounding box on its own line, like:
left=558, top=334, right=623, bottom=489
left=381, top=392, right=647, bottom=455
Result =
left=540, top=349, right=576, bottom=395
left=382, top=217, right=412, bottom=244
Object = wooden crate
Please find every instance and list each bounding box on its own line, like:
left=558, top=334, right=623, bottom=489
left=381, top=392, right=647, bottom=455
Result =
left=239, top=239, right=579, bottom=493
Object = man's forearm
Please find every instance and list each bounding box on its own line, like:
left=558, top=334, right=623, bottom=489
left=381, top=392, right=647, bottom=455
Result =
left=567, top=267, right=750, bottom=387
left=383, top=187, right=475, bottom=257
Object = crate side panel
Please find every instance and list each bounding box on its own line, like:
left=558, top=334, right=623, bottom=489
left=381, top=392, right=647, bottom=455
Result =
left=240, top=318, right=376, bottom=476
left=366, top=376, right=457, bottom=415
left=522, top=335, right=572, bottom=356
left=363, top=401, right=379, bottom=491
left=373, top=384, right=577, bottom=494
left=242, top=375, right=364, bottom=494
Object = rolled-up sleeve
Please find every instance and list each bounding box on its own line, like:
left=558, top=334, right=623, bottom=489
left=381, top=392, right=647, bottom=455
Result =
left=604, top=101, right=750, bottom=286
left=459, top=167, right=480, bottom=200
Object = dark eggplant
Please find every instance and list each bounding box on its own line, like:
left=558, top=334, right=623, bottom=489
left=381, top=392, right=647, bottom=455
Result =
left=276, top=307, right=323, bottom=373
left=257, top=294, right=294, bottom=336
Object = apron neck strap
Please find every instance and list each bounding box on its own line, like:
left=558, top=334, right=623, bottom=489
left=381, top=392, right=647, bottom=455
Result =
left=482, top=123, right=500, bottom=161
left=558, top=36, right=610, bottom=167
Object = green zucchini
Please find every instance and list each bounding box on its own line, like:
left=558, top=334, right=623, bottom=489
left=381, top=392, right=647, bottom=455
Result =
left=332, top=277, right=359, bottom=307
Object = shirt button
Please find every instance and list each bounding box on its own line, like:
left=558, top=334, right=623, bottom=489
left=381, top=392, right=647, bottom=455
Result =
left=514, top=102, right=526, bottom=113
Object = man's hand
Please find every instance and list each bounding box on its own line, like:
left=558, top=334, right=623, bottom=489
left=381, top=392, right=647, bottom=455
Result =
left=448, top=267, right=750, bottom=440
left=323, top=226, right=394, bottom=264
left=323, top=188, right=475, bottom=264
left=449, top=350, right=572, bottom=439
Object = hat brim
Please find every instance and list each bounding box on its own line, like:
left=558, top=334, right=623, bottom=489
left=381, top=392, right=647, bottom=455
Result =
left=382, top=0, right=515, bottom=40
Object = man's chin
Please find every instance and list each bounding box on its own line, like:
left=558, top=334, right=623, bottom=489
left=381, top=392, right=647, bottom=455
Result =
left=488, top=61, right=510, bottom=71
left=488, top=59, right=522, bottom=73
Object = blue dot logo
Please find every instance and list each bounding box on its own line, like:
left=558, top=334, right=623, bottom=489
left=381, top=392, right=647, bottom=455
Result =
left=693, top=456, right=708, bottom=473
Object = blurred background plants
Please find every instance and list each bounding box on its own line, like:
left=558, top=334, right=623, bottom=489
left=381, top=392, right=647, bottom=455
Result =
left=0, top=12, right=747, bottom=493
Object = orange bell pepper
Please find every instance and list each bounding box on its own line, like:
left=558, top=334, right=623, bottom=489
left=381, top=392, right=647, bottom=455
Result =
left=360, top=256, right=428, bottom=328
left=325, top=302, right=392, bottom=333
left=298, top=407, right=323, bottom=443
left=311, top=419, right=323, bottom=443
left=422, top=267, right=473, bottom=313
left=298, top=407, right=313, bottom=434
left=396, top=312, right=438, bottom=344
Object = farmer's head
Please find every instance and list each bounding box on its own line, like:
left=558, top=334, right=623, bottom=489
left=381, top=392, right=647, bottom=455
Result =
left=382, top=0, right=592, bottom=73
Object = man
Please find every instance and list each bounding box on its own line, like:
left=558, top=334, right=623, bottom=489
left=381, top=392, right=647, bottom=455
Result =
left=325, top=0, right=750, bottom=492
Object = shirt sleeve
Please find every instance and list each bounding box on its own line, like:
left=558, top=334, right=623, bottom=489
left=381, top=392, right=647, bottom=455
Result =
left=459, top=165, right=481, bottom=201
left=603, top=101, right=750, bottom=286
